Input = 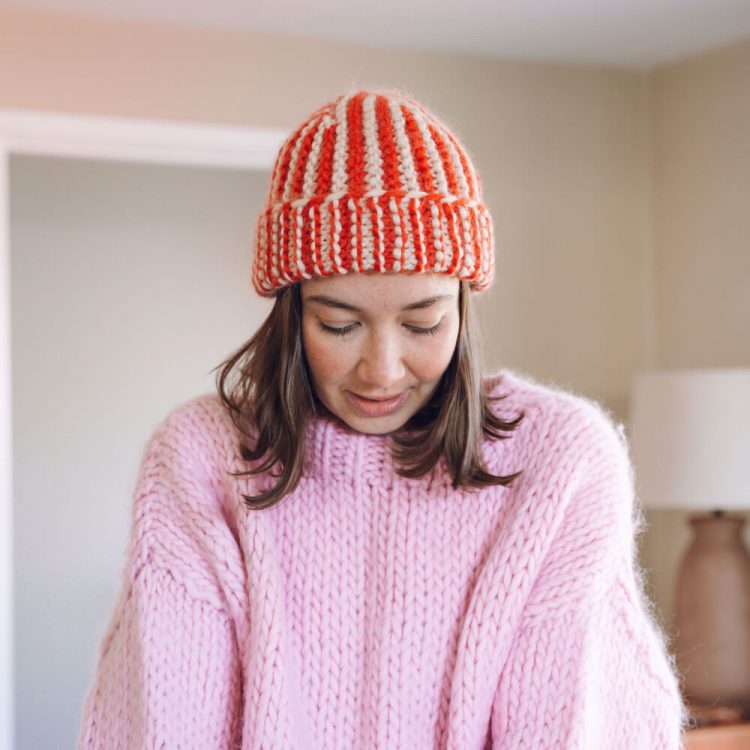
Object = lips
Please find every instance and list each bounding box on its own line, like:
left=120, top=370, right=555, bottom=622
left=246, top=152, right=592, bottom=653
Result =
left=345, top=389, right=410, bottom=417
left=353, top=393, right=403, bottom=402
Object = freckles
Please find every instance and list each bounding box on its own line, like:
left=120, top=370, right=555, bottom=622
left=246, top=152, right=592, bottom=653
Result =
left=305, top=333, right=349, bottom=380
left=411, top=340, right=454, bottom=380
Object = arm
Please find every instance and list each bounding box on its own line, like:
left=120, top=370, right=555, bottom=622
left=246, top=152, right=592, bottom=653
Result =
left=490, top=410, right=691, bottom=749
left=76, top=400, right=244, bottom=749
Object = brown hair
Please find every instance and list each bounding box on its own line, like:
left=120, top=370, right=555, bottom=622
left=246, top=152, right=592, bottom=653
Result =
left=214, top=279, right=524, bottom=510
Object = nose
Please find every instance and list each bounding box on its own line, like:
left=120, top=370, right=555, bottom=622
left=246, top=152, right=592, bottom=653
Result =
left=356, top=328, right=406, bottom=390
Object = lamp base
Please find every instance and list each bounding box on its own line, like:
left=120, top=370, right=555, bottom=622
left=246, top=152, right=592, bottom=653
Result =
left=674, top=511, right=750, bottom=709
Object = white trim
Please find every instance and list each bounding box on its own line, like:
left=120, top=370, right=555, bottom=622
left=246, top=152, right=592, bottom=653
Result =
left=0, top=109, right=288, bottom=168
left=0, top=107, right=289, bottom=750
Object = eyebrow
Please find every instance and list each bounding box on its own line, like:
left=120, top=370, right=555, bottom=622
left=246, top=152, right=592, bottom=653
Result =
left=304, top=293, right=455, bottom=312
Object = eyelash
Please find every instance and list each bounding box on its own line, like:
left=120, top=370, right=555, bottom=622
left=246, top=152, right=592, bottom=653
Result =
left=318, top=321, right=444, bottom=337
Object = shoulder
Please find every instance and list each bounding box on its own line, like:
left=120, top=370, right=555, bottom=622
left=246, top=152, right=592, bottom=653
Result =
left=483, top=368, right=630, bottom=475
left=135, top=391, right=239, bottom=505
left=145, top=391, right=235, bottom=453
left=127, top=394, right=247, bottom=607
left=485, top=371, right=639, bottom=575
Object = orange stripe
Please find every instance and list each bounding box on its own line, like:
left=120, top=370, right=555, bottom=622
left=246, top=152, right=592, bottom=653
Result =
left=428, top=124, right=460, bottom=196
left=346, top=93, right=368, bottom=196
left=355, top=200, right=364, bottom=271
left=375, top=95, right=402, bottom=193
left=420, top=200, right=437, bottom=270
left=339, top=198, right=352, bottom=272
left=327, top=201, right=337, bottom=272
left=401, top=105, right=436, bottom=194
left=315, top=125, right=337, bottom=197
left=300, top=203, right=313, bottom=274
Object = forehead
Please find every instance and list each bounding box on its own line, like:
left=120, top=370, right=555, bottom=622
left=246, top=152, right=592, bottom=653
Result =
left=300, top=272, right=458, bottom=311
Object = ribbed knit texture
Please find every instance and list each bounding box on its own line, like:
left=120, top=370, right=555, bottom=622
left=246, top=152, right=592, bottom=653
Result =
left=77, top=369, right=690, bottom=749
left=251, top=89, right=495, bottom=297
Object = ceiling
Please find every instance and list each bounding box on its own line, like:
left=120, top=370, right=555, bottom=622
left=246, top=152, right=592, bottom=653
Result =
left=5, top=0, right=750, bottom=70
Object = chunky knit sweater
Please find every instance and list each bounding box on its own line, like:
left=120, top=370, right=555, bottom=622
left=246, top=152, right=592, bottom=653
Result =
left=77, top=368, right=689, bottom=749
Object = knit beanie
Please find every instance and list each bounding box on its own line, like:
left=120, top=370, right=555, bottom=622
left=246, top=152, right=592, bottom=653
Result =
left=251, top=88, right=495, bottom=297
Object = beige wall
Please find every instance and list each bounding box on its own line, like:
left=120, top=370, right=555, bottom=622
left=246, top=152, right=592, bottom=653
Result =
left=652, top=39, right=750, bottom=369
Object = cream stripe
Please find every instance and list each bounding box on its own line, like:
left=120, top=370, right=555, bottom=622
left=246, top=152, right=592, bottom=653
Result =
left=255, top=214, right=268, bottom=289
left=270, top=206, right=280, bottom=281
left=360, top=200, right=375, bottom=271
left=414, top=198, right=427, bottom=271
left=477, top=209, right=488, bottom=279
left=439, top=207, right=454, bottom=272
left=331, top=95, right=351, bottom=194
left=309, top=204, right=323, bottom=276
left=295, top=205, right=312, bottom=279
left=348, top=197, right=361, bottom=272
left=331, top=198, right=345, bottom=273
left=302, top=114, right=334, bottom=199
left=320, top=201, right=333, bottom=274
left=430, top=202, right=443, bottom=271
left=388, top=99, right=421, bottom=193
left=401, top=196, right=417, bottom=271
left=279, top=208, right=294, bottom=283
left=458, top=206, right=475, bottom=274
left=389, top=196, right=403, bottom=271
left=363, top=94, right=385, bottom=194
left=481, top=209, right=491, bottom=278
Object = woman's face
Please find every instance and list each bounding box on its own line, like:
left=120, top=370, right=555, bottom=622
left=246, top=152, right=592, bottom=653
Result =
left=300, top=272, right=460, bottom=435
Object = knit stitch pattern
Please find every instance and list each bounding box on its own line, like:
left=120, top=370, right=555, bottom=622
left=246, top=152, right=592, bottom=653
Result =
left=77, top=369, right=690, bottom=749
left=251, top=89, right=495, bottom=297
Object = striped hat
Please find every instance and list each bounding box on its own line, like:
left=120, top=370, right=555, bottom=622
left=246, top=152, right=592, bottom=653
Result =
left=251, top=89, right=495, bottom=296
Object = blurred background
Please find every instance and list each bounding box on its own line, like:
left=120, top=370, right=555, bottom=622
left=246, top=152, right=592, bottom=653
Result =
left=1, top=1, right=749, bottom=747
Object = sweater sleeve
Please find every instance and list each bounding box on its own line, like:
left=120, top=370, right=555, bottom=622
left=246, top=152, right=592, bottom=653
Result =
left=76, top=401, right=244, bottom=750
left=489, top=407, right=691, bottom=749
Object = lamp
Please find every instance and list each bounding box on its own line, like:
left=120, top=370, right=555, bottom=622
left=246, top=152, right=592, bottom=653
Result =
left=629, top=367, right=750, bottom=715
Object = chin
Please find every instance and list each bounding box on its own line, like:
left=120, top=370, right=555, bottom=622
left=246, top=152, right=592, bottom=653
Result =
left=335, top=402, right=415, bottom=436
left=345, top=415, right=406, bottom=436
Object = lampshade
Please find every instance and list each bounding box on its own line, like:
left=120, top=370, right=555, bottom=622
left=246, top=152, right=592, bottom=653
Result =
left=629, top=367, right=750, bottom=511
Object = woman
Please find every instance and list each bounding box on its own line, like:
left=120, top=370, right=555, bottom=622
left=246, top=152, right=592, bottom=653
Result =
left=77, top=89, right=689, bottom=748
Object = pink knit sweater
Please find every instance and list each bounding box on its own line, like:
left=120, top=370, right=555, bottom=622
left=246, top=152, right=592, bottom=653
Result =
left=77, top=369, right=690, bottom=749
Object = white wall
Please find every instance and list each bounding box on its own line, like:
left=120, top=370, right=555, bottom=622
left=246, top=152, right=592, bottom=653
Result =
left=11, top=154, right=271, bottom=749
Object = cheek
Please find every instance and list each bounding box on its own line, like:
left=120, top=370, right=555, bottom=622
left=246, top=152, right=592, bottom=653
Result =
left=302, top=323, right=350, bottom=384
left=408, top=329, right=459, bottom=381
